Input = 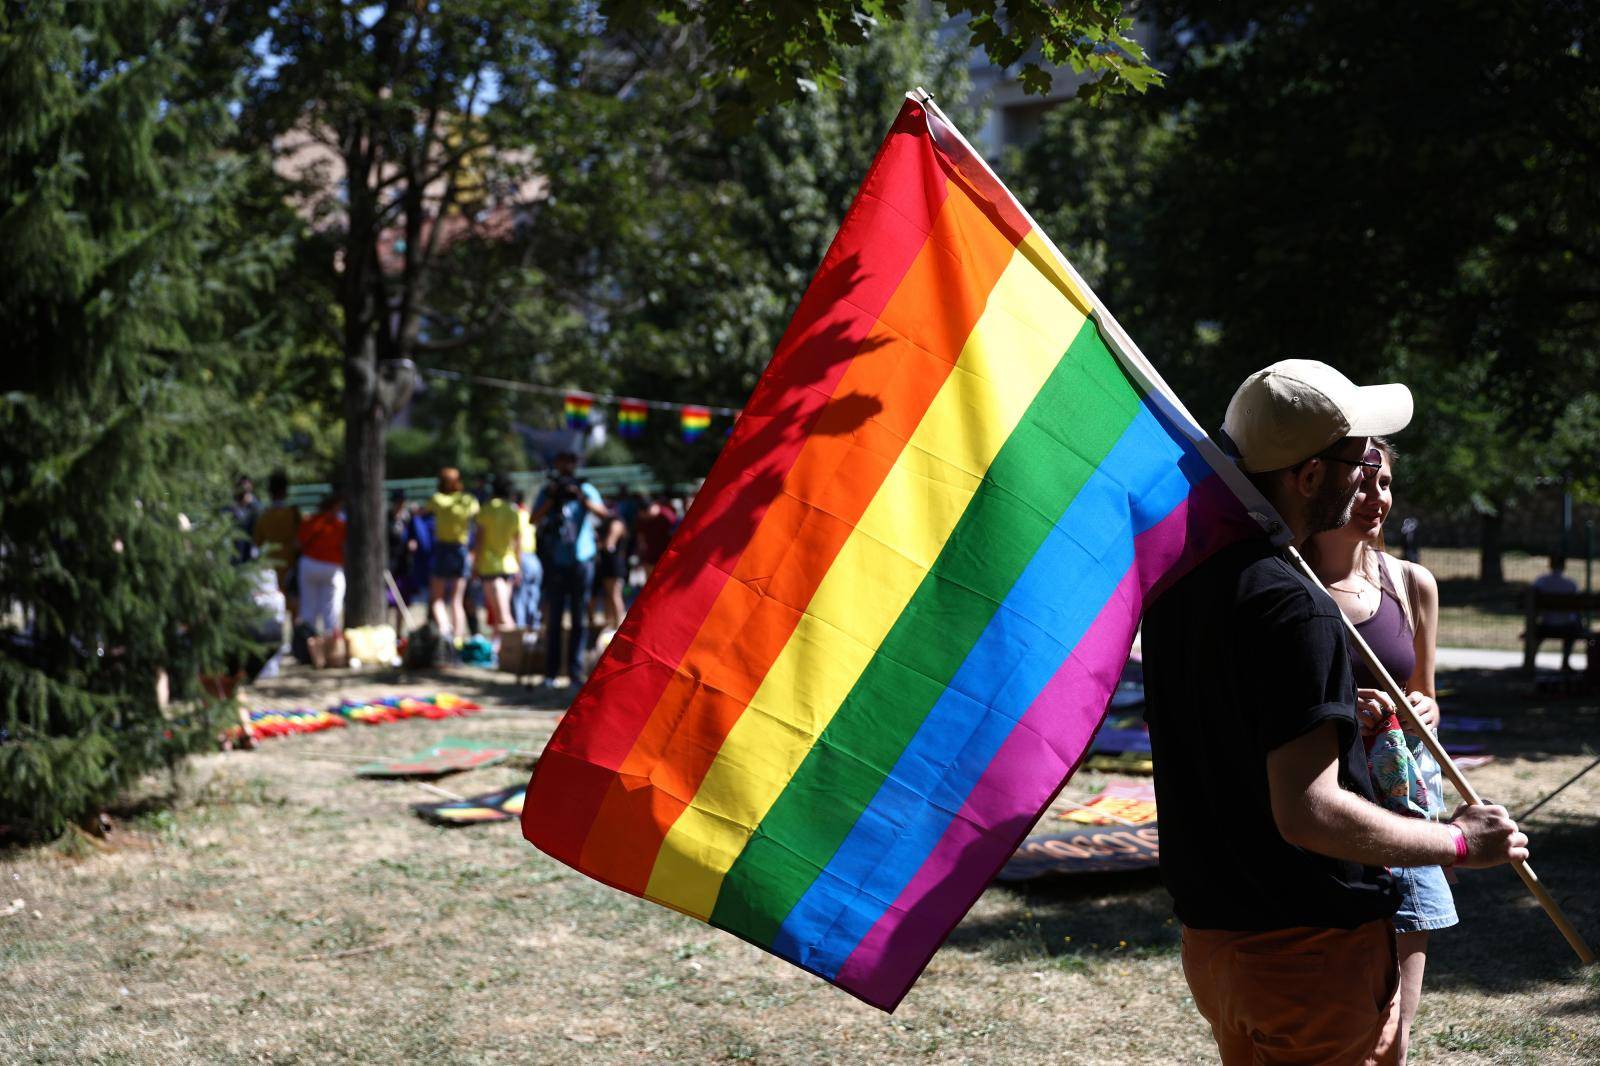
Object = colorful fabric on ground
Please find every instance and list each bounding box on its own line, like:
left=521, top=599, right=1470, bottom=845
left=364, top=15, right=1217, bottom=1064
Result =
left=1056, top=779, right=1159, bottom=825
left=356, top=738, right=509, bottom=778
left=414, top=784, right=527, bottom=826
left=618, top=400, right=648, bottom=439
left=230, top=706, right=347, bottom=741
left=335, top=693, right=481, bottom=726
left=564, top=392, right=593, bottom=429
left=521, top=97, right=1257, bottom=1011
left=229, top=693, right=482, bottom=743
left=679, top=405, right=710, bottom=442
left=1091, top=713, right=1152, bottom=755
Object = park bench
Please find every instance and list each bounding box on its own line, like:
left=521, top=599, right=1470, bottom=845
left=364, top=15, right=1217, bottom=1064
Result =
left=1522, top=589, right=1600, bottom=673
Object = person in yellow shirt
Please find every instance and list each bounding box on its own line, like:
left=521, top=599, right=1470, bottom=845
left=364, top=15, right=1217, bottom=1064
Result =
left=251, top=470, right=301, bottom=612
left=475, top=474, right=522, bottom=628
left=424, top=467, right=479, bottom=642
left=512, top=492, right=542, bottom=631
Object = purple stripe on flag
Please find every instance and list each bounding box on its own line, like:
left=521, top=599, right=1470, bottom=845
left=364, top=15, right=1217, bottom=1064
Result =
left=833, top=476, right=1245, bottom=1010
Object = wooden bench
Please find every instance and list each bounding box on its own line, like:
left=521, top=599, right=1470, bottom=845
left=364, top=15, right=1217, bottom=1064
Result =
left=1522, top=590, right=1600, bottom=673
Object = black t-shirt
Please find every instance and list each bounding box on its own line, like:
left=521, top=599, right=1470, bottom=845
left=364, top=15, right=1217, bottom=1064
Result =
left=1142, top=538, right=1399, bottom=930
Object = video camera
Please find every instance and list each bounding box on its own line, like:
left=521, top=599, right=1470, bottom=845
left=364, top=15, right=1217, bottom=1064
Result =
left=546, top=473, right=585, bottom=504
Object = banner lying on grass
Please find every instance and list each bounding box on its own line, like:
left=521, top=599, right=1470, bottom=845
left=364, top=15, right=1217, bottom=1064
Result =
left=415, top=784, right=526, bottom=826
left=998, top=824, right=1162, bottom=882
left=521, top=92, right=1275, bottom=1011
left=1056, top=779, right=1158, bottom=826
left=357, top=738, right=509, bottom=778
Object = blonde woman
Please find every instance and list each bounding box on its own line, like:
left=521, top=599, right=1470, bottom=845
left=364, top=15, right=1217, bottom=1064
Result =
left=1305, top=438, right=1450, bottom=1063
left=474, top=474, right=521, bottom=629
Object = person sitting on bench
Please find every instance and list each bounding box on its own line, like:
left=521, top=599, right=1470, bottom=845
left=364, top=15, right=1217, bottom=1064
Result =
left=1532, top=555, right=1586, bottom=672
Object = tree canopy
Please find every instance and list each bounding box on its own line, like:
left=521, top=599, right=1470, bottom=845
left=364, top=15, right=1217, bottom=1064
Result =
left=604, top=0, right=1158, bottom=123
left=1018, top=0, right=1600, bottom=557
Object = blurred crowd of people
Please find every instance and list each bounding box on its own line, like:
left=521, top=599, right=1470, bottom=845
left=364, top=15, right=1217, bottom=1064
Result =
left=226, top=458, right=686, bottom=686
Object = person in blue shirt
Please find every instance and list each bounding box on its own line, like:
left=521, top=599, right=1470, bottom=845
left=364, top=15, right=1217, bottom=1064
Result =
left=531, top=451, right=612, bottom=687
left=405, top=506, right=435, bottom=607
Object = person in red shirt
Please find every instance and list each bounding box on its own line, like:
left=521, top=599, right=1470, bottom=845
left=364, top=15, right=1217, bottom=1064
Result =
left=296, top=487, right=346, bottom=635
left=634, top=497, right=679, bottom=581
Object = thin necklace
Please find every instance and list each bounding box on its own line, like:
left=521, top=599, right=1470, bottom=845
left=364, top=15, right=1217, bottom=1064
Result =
left=1326, top=572, right=1371, bottom=594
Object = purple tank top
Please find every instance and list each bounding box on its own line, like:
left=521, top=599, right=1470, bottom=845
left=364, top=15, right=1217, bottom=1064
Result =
left=1351, top=560, right=1415, bottom=691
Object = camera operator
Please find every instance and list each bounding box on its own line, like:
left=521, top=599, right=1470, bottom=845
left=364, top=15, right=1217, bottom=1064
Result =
left=530, top=451, right=612, bottom=688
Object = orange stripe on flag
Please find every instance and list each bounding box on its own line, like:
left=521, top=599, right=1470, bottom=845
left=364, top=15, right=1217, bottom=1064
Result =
left=577, top=180, right=1022, bottom=894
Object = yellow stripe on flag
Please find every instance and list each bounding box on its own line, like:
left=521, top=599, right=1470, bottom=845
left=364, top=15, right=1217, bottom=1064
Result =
left=643, top=246, right=1089, bottom=918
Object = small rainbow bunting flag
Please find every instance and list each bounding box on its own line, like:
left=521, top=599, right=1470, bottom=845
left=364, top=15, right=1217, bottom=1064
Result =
left=618, top=399, right=648, bottom=439
left=679, top=404, right=711, bottom=442
left=522, top=95, right=1269, bottom=1011
left=563, top=391, right=593, bottom=429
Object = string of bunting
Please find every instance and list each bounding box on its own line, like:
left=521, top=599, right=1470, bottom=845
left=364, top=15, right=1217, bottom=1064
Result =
left=618, top=398, right=648, bottom=439
left=423, top=367, right=740, bottom=442
left=680, top=404, right=711, bottom=442
left=563, top=392, right=593, bottom=429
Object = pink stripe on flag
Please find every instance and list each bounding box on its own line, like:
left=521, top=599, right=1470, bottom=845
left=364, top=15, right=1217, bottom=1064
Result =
left=833, top=477, right=1246, bottom=1010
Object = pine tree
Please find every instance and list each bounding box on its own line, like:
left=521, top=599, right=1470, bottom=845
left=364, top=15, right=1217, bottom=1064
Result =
left=0, top=1, right=283, bottom=840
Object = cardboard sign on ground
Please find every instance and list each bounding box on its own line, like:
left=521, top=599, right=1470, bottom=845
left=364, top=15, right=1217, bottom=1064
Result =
left=413, top=785, right=527, bottom=826
left=1055, top=779, right=1158, bottom=826
left=998, top=823, right=1162, bottom=882
left=356, top=738, right=510, bottom=778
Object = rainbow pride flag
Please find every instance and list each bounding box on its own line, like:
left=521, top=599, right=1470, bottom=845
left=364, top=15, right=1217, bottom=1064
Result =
left=563, top=391, right=593, bottom=429
left=522, top=96, right=1267, bottom=1011
left=679, top=404, right=711, bottom=442
left=618, top=398, right=648, bottom=439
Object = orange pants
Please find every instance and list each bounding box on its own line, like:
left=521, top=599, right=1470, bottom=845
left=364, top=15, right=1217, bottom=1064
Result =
left=1181, top=920, right=1401, bottom=1065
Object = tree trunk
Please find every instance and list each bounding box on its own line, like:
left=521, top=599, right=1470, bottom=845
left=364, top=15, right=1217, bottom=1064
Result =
left=343, top=332, right=387, bottom=628
left=1479, top=510, right=1504, bottom=585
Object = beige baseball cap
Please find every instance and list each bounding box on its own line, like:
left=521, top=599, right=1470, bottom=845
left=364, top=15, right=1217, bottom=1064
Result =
left=1222, top=360, right=1413, bottom=473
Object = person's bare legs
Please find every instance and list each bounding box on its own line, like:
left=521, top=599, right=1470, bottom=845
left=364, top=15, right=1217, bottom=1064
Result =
left=1395, top=930, right=1429, bottom=1062
left=602, top=576, right=624, bottom=631
left=485, top=576, right=512, bottom=628
left=449, top=578, right=468, bottom=639
left=429, top=576, right=450, bottom=634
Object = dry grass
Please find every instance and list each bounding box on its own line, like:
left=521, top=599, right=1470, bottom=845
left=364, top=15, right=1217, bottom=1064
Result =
left=1411, top=547, right=1594, bottom=651
left=2, top=664, right=1597, bottom=1064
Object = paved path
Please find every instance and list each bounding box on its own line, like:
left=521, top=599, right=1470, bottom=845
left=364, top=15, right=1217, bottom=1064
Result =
left=1437, top=646, right=1588, bottom=671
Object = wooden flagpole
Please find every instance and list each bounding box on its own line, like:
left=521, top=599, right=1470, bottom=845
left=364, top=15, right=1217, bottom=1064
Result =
left=383, top=569, right=412, bottom=639
left=908, top=87, right=1593, bottom=966
left=414, top=781, right=467, bottom=802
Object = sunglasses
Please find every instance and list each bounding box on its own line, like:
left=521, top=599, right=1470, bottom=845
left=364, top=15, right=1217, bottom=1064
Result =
left=1317, top=447, right=1384, bottom=479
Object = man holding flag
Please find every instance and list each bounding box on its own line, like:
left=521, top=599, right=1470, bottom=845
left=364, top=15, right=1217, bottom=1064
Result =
left=1142, top=360, right=1530, bottom=1065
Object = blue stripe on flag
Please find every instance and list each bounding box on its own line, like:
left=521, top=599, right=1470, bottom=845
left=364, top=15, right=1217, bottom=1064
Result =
left=770, top=397, right=1211, bottom=974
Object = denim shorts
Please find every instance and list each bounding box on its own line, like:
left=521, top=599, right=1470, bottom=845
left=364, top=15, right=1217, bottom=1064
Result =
left=434, top=542, right=470, bottom=580
left=1387, top=863, right=1458, bottom=932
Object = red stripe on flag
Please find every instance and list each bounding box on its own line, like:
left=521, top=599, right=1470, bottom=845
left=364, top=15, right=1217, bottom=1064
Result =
left=524, top=101, right=950, bottom=867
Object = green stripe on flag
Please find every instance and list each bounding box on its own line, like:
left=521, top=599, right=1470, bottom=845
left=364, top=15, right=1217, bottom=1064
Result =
left=710, top=319, right=1143, bottom=945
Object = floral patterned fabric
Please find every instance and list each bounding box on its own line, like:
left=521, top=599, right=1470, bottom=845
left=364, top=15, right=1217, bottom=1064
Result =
left=1363, top=714, right=1432, bottom=819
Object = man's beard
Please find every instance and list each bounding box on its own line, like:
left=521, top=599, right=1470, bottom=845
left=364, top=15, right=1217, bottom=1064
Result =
left=1306, top=474, right=1360, bottom=537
